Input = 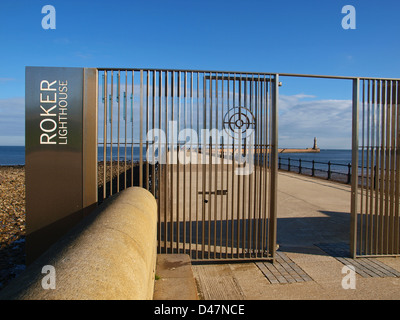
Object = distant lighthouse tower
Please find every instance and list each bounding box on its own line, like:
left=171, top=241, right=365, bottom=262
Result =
left=313, top=137, right=318, bottom=150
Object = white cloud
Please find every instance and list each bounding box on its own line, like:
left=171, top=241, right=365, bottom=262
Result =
left=53, top=38, right=71, bottom=45
left=0, top=78, right=16, bottom=83
left=0, top=91, right=354, bottom=149
left=279, top=94, right=352, bottom=149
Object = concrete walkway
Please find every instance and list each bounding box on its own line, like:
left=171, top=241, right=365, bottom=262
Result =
left=192, top=171, right=400, bottom=300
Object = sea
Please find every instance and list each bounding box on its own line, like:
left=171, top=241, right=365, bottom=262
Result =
left=278, top=149, right=353, bottom=174
left=0, top=146, right=25, bottom=165
left=0, top=146, right=355, bottom=173
left=0, top=146, right=144, bottom=165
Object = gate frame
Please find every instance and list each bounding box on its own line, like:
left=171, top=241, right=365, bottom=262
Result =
left=350, top=77, right=400, bottom=258
left=269, top=73, right=400, bottom=259
left=96, top=68, right=280, bottom=262
left=350, top=78, right=360, bottom=258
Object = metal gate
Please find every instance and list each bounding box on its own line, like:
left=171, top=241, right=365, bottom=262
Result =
left=351, top=78, right=400, bottom=258
left=97, top=68, right=278, bottom=261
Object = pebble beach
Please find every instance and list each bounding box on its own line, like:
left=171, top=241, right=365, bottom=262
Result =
left=0, top=162, right=129, bottom=291
left=0, top=166, right=26, bottom=290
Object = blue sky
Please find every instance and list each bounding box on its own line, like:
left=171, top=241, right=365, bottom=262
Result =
left=1, top=0, right=400, bottom=147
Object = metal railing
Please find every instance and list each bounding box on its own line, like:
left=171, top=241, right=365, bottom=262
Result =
left=278, top=157, right=352, bottom=184
left=278, top=156, right=397, bottom=191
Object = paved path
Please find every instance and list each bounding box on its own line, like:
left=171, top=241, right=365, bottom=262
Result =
left=192, top=171, right=400, bottom=300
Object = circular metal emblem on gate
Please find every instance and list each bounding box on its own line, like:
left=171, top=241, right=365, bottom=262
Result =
left=223, top=106, right=255, bottom=139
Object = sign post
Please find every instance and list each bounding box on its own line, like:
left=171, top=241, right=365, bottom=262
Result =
left=25, top=67, right=98, bottom=264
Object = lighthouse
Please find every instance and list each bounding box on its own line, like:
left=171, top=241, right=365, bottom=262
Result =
left=313, top=137, right=318, bottom=150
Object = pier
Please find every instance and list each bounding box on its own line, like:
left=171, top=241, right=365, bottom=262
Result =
left=278, top=137, right=321, bottom=153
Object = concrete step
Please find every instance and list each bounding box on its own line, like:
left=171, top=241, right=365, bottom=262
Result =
left=153, top=254, right=199, bottom=300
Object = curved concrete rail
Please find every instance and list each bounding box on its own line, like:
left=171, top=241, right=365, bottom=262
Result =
left=0, top=187, right=158, bottom=300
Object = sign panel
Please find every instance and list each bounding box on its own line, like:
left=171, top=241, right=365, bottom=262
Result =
left=25, top=67, right=97, bottom=264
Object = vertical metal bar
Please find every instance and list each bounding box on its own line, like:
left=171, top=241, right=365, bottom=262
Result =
left=370, top=80, right=376, bottom=255
left=265, top=76, right=271, bottom=257
left=158, top=71, right=164, bottom=252
left=389, top=80, right=396, bottom=254
left=146, top=71, right=150, bottom=191
left=220, top=73, right=226, bottom=258
left=256, top=75, right=261, bottom=257
left=170, top=71, right=175, bottom=253
left=248, top=76, right=253, bottom=258
left=214, top=74, right=218, bottom=258
left=379, top=80, right=386, bottom=254
left=110, top=71, right=114, bottom=196
left=152, top=70, right=158, bottom=252
left=177, top=71, right=181, bottom=254
left=395, top=81, right=400, bottom=254
left=253, top=76, right=258, bottom=257
left=189, top=71, right=193, bottom=258
left=384, top=80, right=390, bottom=253
left=196, top=72, right=200, bottom=259
left=100, top=72, right=104, bottom=198
left=183, top=71, right=187, bottom=254
left=131, top=71, right=134, bottom=189
left=382, top=80, right=388, bottom=253
left=251, top=76, right=256, bottom=257
left=224, top=74, right=230, bottom=258
left=242, top=76, right=246, bottom=258
left=139, top=70, right=144, bottom=188
left=360, top=79, right=365, bottom=255
left=231, top=74, right=236, bottom=259
left=208, top=73, right=212, bottom=259
left=223, top=77, right=229, bottom=257
left=164, top=71, right=169, bottom=253
left=350, top=78, right=360, bottom=258
left=385, top=80, right=392, bottom=254
left=253, top=75, right=258, bottom=257
left=268, top=74, right=278, bottom=260
left=258, top=75, right=263, bottom=257
left=202, top=72, right=206, bottom=259
left=124, top=71, right=128, bottom=190
left=264, top=75, right=269, bottom=257
left=258, top=76, right=263, bottom=258
left=228, top=74, right=234, bottom=258
left=158, top=70, right=163, bottom=253
left=366, top=80, right=371, bottom=255
left=243, top=76, right=249, bottom=258
left=103, top=71, right=107, bottom=200
left=374, top=80, right=381, bottom=255
left=117, top=71, right=121, bottom=193
left=152, top=70, right=156, bottom=196
left=237, top=75, right=242, bottom=258
left=259, top=76, right=263, bottom=257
